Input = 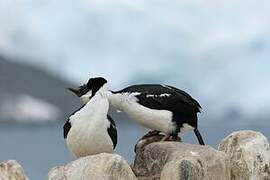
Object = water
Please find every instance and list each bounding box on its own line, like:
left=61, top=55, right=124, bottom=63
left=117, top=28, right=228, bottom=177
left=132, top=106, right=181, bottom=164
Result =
left=0, top=120, right=269, bottom=179
left=0, top=121, right=147, bottom=180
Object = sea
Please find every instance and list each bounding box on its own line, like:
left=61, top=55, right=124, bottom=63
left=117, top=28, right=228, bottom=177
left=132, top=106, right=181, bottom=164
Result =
left=0, top=119, right=269, bottom=180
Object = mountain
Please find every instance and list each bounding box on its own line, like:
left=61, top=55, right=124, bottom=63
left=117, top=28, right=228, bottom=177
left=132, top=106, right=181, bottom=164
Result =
left=0, top=0, right=270, bottom=123
left=0, top=55, right=81, bottom=124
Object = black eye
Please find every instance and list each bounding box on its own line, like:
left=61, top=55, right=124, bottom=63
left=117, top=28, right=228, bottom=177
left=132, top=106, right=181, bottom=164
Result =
left=79, top=84, right=89, bottom=96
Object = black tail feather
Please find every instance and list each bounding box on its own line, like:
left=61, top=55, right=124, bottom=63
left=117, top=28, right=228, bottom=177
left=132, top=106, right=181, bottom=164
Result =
left=194, top=129, right=205, bottom=145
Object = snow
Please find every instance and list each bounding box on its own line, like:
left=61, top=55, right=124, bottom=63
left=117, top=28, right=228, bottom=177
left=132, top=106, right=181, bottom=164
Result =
left=0, top=0, right=270, bottom=121
left=0, top=94, right=61, bottom=123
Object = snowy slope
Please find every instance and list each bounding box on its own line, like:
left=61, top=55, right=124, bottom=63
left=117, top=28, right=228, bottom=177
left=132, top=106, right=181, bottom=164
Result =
left=0, top=0, right=269, bottom=122
left=0, top=94, right=61, bottom=123
left=0, top=56, right=80, bottom=123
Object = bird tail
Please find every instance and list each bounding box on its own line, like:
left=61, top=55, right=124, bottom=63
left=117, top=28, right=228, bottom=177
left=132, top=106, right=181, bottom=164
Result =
left=194, top=128, right=205, bottom=145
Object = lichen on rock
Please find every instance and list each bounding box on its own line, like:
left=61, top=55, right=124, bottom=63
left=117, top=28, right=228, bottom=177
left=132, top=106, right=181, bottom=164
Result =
left=47, top=130, right=270, bottom=180
left=48, top=153, right=136, bottom=180
left=219, top=130, right=270, bottom=180
left=0, top=160, right=29, bottom=180
left=133, top=142, right=231, bottom=180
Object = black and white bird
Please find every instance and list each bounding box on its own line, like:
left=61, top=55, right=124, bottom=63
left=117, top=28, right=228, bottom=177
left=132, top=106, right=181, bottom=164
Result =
left=68, top=77, right=205, bottom=145
left=64, top=78, right=117, bottom=158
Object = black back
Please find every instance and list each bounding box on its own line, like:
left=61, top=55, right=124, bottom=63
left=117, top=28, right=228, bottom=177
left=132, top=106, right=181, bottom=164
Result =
left=116, top=84, right=204, bottom=144
left=116, top=84, right=201, bottom=114
left=107, top=115, right=117, bottom=149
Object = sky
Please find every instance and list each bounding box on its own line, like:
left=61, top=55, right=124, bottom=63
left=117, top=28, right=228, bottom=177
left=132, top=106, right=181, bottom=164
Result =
left=0, top=0, right=270, bottom=121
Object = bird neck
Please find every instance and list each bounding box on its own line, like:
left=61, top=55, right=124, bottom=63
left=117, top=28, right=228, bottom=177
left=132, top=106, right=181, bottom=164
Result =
left=79, top=96, right=109, bottom=118
left=107, top=91, right=125, bottom=111
left=96, top=83, right=109, bottom=98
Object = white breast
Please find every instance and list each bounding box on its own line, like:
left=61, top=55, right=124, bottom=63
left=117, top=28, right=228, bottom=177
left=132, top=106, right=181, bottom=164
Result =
left=66, top=96, right=113, bottom=158
left=109, top=92, right=175, bottom=134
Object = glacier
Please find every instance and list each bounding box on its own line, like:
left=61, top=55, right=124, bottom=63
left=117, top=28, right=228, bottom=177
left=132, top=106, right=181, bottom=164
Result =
left=0, top=0, right=269, bottom=122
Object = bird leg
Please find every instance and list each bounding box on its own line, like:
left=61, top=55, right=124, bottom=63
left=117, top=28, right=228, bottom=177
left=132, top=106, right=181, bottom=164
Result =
left=135, top=132, right=182, bottom=153
left=169, top=134, right=182, bottom=142
left=135, top=132, right=164, bottom=153
left=142, top=130, right=161, bottom=138
left=194, top=129, right=205, bottom=145
left=160, top=134, right=171, bottom=141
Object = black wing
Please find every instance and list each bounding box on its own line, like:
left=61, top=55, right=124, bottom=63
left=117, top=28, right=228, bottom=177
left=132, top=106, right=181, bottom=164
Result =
left=116, top=84, right=201, bottom=114
left=165, top=85, right=201, bottom=109
left=107, top=115, right=117, bottom=149
left=63, top=105, right=85, bottom=139
left=63, top=120, right=71, bottom=139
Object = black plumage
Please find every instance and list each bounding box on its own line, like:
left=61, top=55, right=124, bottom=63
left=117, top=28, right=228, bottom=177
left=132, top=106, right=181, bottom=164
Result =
left=63, top=105, right=85, bottom=139
left=115, top=84, right=205, bottom=145
left=107, top=115, right=118, bottom=149
left=63, top=120, right=71, bottom=139
left=63, top=108, right=118, bottom=149
left=116, top=85, right=200, bottom=112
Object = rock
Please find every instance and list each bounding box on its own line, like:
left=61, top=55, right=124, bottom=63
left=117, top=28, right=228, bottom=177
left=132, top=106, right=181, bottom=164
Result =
left=48, top=153, right=136, bottom=180
left=0, top=160, right=29, bottom=180
left=133, top=142, right=230, bottom=180
left=160, top=157, right=206, bottom=180
left=219, top=130, right=270, bottom=180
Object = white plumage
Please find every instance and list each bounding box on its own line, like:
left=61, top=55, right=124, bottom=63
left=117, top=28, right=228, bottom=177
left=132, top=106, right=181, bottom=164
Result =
left=65, top=84, right=115, bottom=158
left=108, top=92, right=176, bottom=134
left=67, top=77, right=205, bottom=145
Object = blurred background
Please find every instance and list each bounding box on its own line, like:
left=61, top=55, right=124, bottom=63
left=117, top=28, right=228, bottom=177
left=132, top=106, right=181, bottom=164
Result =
left=0, top=0, right=270, bottom=179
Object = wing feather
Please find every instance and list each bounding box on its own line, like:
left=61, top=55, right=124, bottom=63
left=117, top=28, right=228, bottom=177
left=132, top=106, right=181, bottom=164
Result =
left=107, top=115, right=117, bottom=149
left=117, top=84, right=201, bottom=114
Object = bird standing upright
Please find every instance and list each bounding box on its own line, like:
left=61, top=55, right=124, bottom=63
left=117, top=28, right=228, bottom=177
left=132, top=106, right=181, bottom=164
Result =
left=64, top=78, right=117, bottom=158
left=68, top=77, right=205, bottom=145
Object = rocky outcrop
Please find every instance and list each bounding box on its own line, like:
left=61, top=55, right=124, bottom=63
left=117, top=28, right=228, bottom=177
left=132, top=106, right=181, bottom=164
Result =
left=0, top=160, right=29, bottom=180
left=47, top=130, right=270, bottom=180
left=219, top=130, right=270, bottom=180
left=133, top=142, right=231, bottom=180
left=48, top=153, right=136, bottom=180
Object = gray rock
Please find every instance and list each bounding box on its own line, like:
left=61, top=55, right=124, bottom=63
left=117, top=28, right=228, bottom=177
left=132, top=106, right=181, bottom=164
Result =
left=160, top=157, right=206, bottom=180
left=219, top=130, right=270, bottom=180
left=0, top=160, right=29, bottom=180
left=133, top=142, right=230, bottom=180
left=48, top=153, right=136, bottom=180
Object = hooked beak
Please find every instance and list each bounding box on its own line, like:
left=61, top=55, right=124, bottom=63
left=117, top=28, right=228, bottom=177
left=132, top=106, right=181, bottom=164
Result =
left=67, top=84, right=88, bottom=97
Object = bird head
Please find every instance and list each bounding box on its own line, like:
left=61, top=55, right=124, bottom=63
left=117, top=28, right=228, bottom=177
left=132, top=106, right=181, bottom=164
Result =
left=68, top=77, right=108, bottom=103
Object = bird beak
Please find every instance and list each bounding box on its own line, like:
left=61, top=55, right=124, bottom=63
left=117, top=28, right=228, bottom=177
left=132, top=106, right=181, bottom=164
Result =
left=67, top=87, right=82, bottom=97
left=67, top=84, right=89, bottom=97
